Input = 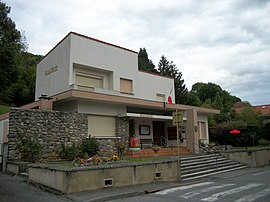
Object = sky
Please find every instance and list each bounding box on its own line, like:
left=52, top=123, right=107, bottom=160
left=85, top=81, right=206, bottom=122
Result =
left=6, top=0, right=270, bottom=105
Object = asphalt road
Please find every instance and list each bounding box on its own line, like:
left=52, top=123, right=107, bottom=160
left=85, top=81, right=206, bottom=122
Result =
left=0, top=166, right=269, bottom=202
left=0, top=173, right=70, bottom=202
left=110, top=166, right=270, bottom=202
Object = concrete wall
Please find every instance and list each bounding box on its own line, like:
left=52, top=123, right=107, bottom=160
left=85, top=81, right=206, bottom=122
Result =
left=186, top=109, right=199, bottom=153
left=0, top=119, right=9, bottom=144
left=35, top=35, right=71, bottom=100
left=77, top=101, right=126, bottom=116
left=221, top=148, right=270, bottom=167
left=36, top=32, right=176, bottom=103
left=70, top=34, right=138, bottom=94
left=138, top=71, right=175, bottom=103
left=28, top=160, right=178, bottom=194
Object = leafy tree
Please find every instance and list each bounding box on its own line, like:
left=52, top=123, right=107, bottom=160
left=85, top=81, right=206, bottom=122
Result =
left=0, top=2, right=24, bottom=104
left=157, top=55, right=188, bottom=104
left=212, top=93, right=223, bottom=110
left=0, top=2, right=39, bottom=106
left=138, top=48, right=157, bottom=73
left=185, top=92, right=201, bottom=106
left=237, top=106, right=261, bottom=127
left=1, top=52, right=41, bottom=106
left=201, top=98, right=212, bottom=108
left=191, top=82, right=222, bottom=103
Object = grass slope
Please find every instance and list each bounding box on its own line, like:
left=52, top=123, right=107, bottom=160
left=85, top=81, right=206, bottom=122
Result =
left=0, top=105, right=10, bottom=115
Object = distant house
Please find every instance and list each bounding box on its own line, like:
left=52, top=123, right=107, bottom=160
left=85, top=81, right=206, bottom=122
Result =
left=232, top=102, right=270, bottom=124
left=254, top=104, right=270, bottom=123
left=0, top=32, right=219, bottom=160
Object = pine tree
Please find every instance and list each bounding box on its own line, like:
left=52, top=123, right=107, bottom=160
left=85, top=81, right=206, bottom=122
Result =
left=157, top=55, right=188, bottom=104
left=138, top=48, right=157, bottom=73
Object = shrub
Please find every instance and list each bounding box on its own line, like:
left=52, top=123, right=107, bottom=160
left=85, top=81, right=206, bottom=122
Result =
left=258, top=139, right=270, bottom=146
left=17, top=139, right=42, bottom=162
left=59, top=143, right=80, bottom=160
left=114, top=138, right=126, bottom=160
left=80, top=137, right=99, bottom=157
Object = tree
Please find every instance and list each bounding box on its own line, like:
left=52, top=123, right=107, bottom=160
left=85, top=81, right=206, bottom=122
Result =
left=237, top=106, right=261, bottom=127
left=191, top=82, right=222, bottom=103
left=0, top=2, right=24, bottom=104
left=185, top=92, right=201, bottom=106
left=138, top=48, right=157, bottom=73
left=1, top=51, right=41, bottom=106
left=157, top=55, right=188, bottom=104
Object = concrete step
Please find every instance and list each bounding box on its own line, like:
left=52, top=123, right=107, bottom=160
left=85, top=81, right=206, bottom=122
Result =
left=181, top=160, right=237, bottom=174
left=181, top=163, right=247, bottom=179
left=181, top=153, right=224, bottom=161
left=181, top=165, right=248, bottom=181
left=181, top=157, right=227, bottom=167
left=19, top=172, right=29, bottom=178
left=180, top=153, right=248, bottom=181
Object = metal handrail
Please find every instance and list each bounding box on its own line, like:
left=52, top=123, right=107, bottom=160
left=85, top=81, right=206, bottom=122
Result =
left=160, top=136, right=168, bottom=147
left=193, top=142, right=219, bottom=169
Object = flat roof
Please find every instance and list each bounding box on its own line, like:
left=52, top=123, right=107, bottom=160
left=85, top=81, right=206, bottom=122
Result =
left=38, top=32, right=138, bottom=65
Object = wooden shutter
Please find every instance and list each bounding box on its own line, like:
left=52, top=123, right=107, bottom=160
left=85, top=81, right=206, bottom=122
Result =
left=120, top=78, right=132, bottom=93
left=88, top=115, right=115, bottom=137
left=76, top=74, right=103, bottom=88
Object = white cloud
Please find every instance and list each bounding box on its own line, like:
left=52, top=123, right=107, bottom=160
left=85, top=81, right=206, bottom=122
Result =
left=6, top=0, right=270, bottom=105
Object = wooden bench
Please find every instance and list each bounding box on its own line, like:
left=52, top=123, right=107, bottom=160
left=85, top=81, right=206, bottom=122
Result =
left=140, top=139, right=154, bottom=149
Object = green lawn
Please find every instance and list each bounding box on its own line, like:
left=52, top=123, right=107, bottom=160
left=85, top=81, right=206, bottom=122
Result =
left=0, top=105, right=10, bottom=115
left=54, top=156, right=172, bottom=168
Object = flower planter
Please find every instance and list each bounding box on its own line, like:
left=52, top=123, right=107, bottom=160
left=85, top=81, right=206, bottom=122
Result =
left=152, top=146, right=161, bottom=153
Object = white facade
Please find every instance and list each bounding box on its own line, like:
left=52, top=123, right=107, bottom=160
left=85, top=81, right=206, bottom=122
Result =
left=33, top=32, right=217, bottom=148
left=36, top=32, right=175, bottom=104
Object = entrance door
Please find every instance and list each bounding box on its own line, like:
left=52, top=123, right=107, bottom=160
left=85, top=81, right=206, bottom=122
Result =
left=153, top=121, right=164, bottom=146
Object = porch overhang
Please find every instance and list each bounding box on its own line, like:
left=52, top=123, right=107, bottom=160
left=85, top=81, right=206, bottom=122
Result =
left=50, top=89, right=220, bottom=115
left=119, top=113, right=188, bottom=121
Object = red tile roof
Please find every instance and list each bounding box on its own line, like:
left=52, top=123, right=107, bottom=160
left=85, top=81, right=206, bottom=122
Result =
left=232, top=102, right=270, bottom=118
left=254, top=104, right=270, bottom=117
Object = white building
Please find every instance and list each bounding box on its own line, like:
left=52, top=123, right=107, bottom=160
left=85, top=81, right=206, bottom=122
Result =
left=0, top=32, right=219, bottom=160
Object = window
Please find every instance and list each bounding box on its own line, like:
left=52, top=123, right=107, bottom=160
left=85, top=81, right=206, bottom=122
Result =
left=88, top=115, right=115, bottom=137
left=120, top=78, right=133, bottom=94
left=198, top=122, right=207, bottom=139
left=76, top=73, right=103, bottom=88
left=156, top=93, right=165, bottom=102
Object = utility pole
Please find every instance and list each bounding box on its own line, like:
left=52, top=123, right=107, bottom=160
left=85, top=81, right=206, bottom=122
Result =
left=173, top=109, right=183, bottom=181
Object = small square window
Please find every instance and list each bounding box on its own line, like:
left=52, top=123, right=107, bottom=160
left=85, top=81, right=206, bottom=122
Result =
left=120, top=78, right=133, bottom=94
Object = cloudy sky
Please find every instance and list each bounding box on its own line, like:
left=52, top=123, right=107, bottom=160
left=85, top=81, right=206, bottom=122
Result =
left=6, top=0, right=270, bottom=105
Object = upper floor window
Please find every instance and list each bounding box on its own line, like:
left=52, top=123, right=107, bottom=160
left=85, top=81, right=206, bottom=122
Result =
left=156, top=93, right=165, bottom=102
left=120, top=78, right=133, bottom=94
left=76, top=73, right=103, bottom=88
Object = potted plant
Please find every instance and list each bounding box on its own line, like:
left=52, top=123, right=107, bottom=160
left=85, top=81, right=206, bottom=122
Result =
left=152, top=144, right=161, bottom=153
left=208, top=142, right=215, bottom=148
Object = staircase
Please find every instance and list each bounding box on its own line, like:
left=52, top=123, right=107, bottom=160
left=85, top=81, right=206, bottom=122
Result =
left=180, top=153, right=248, bottom=181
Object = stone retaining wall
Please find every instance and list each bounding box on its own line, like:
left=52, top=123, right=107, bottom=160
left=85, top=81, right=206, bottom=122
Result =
left=8, top=108, right=88, bottom=161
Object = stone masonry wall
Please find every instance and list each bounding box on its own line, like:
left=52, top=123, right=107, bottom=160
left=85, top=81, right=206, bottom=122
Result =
left=115, top=116, right=129, bottom=145
left=95, top=117, right=129, bottom=157
left=8, top=108, right=88, bottom=161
